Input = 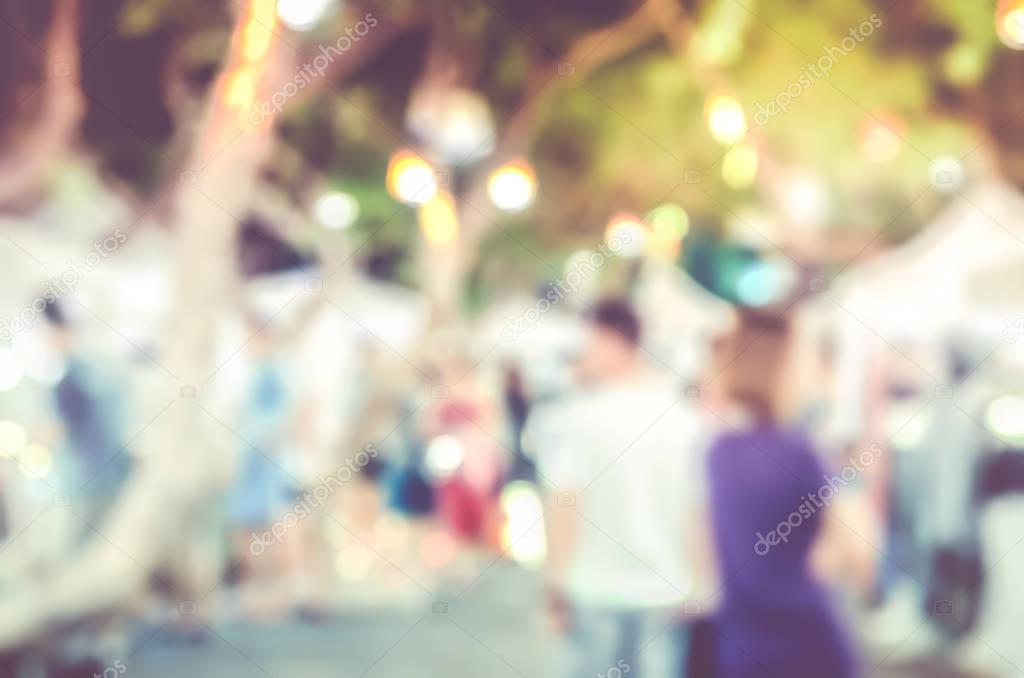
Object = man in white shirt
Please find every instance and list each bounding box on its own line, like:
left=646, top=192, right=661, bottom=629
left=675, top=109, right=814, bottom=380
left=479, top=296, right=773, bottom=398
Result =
left=535, top=299, right=708, bottom=678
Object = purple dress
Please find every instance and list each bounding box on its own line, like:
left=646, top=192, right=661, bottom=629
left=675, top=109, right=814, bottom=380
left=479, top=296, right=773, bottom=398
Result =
left=708, top=424, right=858, bottom=678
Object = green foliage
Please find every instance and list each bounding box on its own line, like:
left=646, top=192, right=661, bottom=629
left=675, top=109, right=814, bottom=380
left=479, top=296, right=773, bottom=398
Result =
left=520, top=0, right=999, bottom=263
left=119, top=0, right=231, bottom=36
left=22, top=0, right=1018, bottom=291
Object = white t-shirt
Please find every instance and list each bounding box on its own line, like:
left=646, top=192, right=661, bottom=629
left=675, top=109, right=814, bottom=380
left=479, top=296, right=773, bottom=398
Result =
left=534, top=379, right=708, bottom=608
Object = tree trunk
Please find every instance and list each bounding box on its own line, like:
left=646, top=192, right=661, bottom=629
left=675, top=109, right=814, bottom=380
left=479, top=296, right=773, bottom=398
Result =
left=0, top=0, right=295, bottom=649
left=0, top=0, right=84, bottom=208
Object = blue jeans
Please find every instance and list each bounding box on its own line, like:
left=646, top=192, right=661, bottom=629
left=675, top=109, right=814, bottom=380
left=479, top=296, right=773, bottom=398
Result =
left=564, top=606, right=689, bottom=678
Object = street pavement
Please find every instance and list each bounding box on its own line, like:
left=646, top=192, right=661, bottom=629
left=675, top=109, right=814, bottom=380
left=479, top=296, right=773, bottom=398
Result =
left=130, top=561, right=554, bottom=678
left=125, top=561, right=972, bottom=678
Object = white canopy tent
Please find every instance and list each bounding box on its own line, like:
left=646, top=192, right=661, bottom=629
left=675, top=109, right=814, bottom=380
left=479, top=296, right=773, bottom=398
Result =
left=833, top=179, right=1024, bottom=348
left=820, top=180, right=1024, bottom=444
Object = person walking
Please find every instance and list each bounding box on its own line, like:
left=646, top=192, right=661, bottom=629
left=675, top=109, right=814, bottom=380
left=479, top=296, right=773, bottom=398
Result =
left=706, top=309, right=858, bottom=678
left=535, top=299, right=709, bottom=678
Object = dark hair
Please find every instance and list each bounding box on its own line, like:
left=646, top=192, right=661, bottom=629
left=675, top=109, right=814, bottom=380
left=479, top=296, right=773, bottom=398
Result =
left=43, top=299, right=67, bottom=327
left=715, top=308, right=792, bottom=422
left=589, top=298, right=641, bottom=346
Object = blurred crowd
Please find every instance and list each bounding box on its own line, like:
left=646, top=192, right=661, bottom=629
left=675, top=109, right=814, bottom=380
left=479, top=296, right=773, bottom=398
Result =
left=1, top=277, right=1022, bottom=678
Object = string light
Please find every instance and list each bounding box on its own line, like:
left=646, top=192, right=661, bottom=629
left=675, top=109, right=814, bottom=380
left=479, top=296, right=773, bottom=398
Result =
left=706, top=94, right=748, bottom=145
left=314, top=191, right=359, bottom=230
left=277, top=0, right=336, bottom=31
left=387, top=150, right=438, bottom=205
left=997, top=0, right=1024, bottom=50
left=487, top=160, right=537, bottom=212
left=406, top=88, right=495, bottom=164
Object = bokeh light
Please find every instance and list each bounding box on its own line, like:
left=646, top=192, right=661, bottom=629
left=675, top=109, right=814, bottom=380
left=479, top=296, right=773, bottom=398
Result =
left=314, top=191, right=359, bottom=230
left=780, top=170, right=830, bottom=227
left=225, top=69, right=256, bottom=108
left=498, top=481, right=547, bottom=568
left=1, top=2, right=1022, bottom=666
left=706, top=94, right=748, bottom=145
left=721, top=144, right=759, bottom=189
left=691, top=26, right=743, bottom=67
left=487, top=160, right=537, bottom=212
left=604, top=212, right=648, bottom=258
left=418, top=192, right=460, bottom=246
left=423, top=434, right=463, bottom=480
left=942, top=43, right=986, bottom=85
left=735, top=259, right=799, bottom=307
left=858, top=114, right=905, bottom=163
left=406, top=88, right=495, bottom=164
left=277, top=0, right=336, bottom=31
left=387, top=150, right=438, bottom=205
left=0, top=421, right=27, bottom=458
left=997, top=2, right=1024, bottom=50
left=645, top=203, right=690, bottom=258
left=985, top=395, right=1024, bottom=442
left=242, top=0, right=277, bottom=60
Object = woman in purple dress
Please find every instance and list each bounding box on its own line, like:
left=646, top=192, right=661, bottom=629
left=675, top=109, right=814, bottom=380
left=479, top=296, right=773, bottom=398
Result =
left=707, top=309, right=858, bottom=678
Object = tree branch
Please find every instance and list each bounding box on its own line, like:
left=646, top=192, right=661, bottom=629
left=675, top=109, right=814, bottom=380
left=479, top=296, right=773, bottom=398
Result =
left=0, top=0, right=84, bottom=208
left=456, top=0, right=675, bottom=264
